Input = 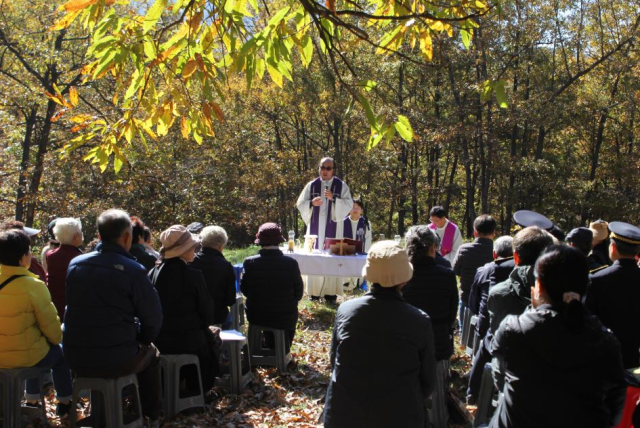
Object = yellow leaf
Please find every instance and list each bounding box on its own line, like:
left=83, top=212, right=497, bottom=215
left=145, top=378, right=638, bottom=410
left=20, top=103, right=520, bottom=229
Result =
left=182, top=60, right=197, bottom=78
left=62, top=0, right=98, bottom=12
left=419, top=30, right=433, bottom=61
left=50, top=10, right=81, bottom=31
left=44, top=91, right=65, bottom=106
left=210, top=102, right=225, bottom=123
left=69, top=114, right=93, bottom=123
left=69, top=86, right=79, bottom=107
left=180, top=116, right=189, bottom=139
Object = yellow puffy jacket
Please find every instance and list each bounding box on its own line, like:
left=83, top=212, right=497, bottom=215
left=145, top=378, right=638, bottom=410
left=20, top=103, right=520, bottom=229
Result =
left=0, top=265, right=62, bottom=368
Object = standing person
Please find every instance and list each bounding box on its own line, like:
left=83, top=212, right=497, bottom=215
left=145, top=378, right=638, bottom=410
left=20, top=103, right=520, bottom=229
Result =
left=589, top=219, right=612, bottom=267
left=46, top=217, right=83, bottom=319
left=143, top=227, right=161, bottom=258
left=490, top=246, right=626, bottom=428
left=0, top=230, right=73, bottom=417
left=129, top=216, right=158, bottom=271
left=41, top=219, right=59, bottom=273
left=149, top=225, right=218, bottom=395
left=565, top=227, right=603, bottom=272
left=63, top=209, right=163, bottom=427
left=586, top=221, right=640, bottom=369
left=342, top=199, right=372, bottom=252
left=190, top=225, right=237, bottom=327
left=323, top=241, right=436, bottom=428
left=453, top=214, right=496, bottom=331
left=428, top=206, right=463, bottom=264
left=403, top=226, right=458, bottom=361
left=296, top=157, right=353, bottom=303
left=241, top=223, right=304, bottom=353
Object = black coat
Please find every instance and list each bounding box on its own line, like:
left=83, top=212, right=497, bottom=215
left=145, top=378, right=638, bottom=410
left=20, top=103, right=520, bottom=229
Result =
left=64, top=242, right=163, bottom=372
left=586, top=259, right=640, bottom=369
left=149, top=258, right=214, bottom=354
left=453, top=238, right=494, bottom=305
left=240, top=249, right=303, bottom=331
left=469, top=257, right=515, bottom=339
left=403, top=255, right=459, bottom=360
left=591, top=241, right=612, bottom=267
left=129, top=243, right=157, bottom=272
left=490, top=304, right=626, bottom=428
left=190, top=248, right=237, bottom=325
left=323, top=286, right=436, bottom=428
left=488, top=265, right=533, bottom=337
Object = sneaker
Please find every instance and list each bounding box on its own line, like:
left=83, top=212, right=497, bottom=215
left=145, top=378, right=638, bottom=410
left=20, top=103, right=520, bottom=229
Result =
left=56, top=401, right=71, bottom=417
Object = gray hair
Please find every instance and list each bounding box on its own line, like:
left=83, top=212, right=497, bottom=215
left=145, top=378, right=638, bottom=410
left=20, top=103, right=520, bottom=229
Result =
left=319, top=157, right=335, bottom=167
left=494, top=236, right=514, bottom=258
left=200, top=226, right=228, bottom=249
left=405, top=225, right=439, bottom=263
left=97, top=209, right=131, bottom=243
left=53, top=218, right=83, bottom=245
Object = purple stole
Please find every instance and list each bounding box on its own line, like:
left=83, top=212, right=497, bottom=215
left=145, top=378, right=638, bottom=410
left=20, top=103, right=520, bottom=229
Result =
left=343, top=216, right=366, bottom=239
left=429, top=221, right=457, bottom=256
left=309, top=176, right=344, bottom=248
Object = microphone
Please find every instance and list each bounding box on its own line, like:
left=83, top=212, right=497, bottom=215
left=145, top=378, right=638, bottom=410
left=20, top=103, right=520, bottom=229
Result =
left=324, top=181, right=330, bottom=199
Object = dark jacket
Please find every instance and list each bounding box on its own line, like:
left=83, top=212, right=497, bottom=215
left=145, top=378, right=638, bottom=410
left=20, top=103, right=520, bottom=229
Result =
left=591, top=241, right=612, bottom=267
left=190, top=248, right=237, bottom=325
left=453, top=237, right=494, bottom=305
left=129, top=243, right=157, bottom=272
left=403, top=255, right=459, bottom=360
left=490, top=304, right=626, bottom=428
left=586, top=259, right=640, bottom=369
left=149, top=258, right=214, bottom=354
left=63, top=242, right=163, bottom=372
left=324, top=286, right=437, bottom=428
left=46, top=244, right=82, bottom=319
left=488, top=265, right=533, bottom=336
left=469, top=257, right=515, bottom=339
left=435, top=252, right=451, bottom=269
left=240, top=249, right=303, bottom=330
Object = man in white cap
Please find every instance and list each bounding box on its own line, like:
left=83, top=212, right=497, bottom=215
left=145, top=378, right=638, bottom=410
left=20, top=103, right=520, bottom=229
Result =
left=323, top=241, right=436, bottom=428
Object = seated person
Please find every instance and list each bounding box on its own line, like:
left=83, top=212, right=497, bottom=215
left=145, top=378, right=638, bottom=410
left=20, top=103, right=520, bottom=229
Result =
left=0, top=230, right=73, bottom=416
left=129, top=216, right=158, bottom=271
left=0, top=219, right=46, bottom=282
left=64, top=210, right=163, bottom=427
left=403, top=225, right=458, bottom=362
left=490, top=246, right=626, bottom=428
left=190, top=226, right=237, bottom=327
left=241, top=223, right=303, bottom=353
left=46, top=217, right=83, bottom=319
left=323, top=240, right=436, bottom=427
left=149, top=225, right=217, bottom=394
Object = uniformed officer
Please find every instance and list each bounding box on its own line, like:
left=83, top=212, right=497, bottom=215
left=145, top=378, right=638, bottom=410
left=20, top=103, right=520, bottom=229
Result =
left=566, top=227, right=604, bottom=273
left=512, top=210, right=553, bottom=234
left=585, top=221, right=640, bottom=369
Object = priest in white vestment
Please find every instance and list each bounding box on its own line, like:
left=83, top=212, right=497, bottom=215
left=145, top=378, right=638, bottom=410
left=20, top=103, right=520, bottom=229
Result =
left=296, top=157, right=353, bottom=302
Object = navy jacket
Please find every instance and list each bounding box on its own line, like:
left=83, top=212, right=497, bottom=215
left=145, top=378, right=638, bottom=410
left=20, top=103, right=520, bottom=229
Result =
left=241, top=249, right=303, bottom=330
left=469, top=257, right=515, bottom=339
left=490, top=304, right=626, bottom=428
left=586, top=259, right=640, bottom=369
left=191, top=248, right=237, bottom=325
left=129, top=243, right=157, bottom=272
left=453, top=237, right=494, bottom=305
left=403, top=255, right=459, bottom=360
left=64, top=242, right=163, bottom=372
left=324, top=286, right=436, bottom=428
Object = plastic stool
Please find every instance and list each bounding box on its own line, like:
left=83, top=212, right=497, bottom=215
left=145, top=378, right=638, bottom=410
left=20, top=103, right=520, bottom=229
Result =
left=216, top=330, right=253, bottom=394
left=70, top=374, right=143, bottom=428
left=466, top=316, right=479, bottom=357
left=0, top=367, right=47, bottom=428
left=428, top=360, right=449, bottom=428
left=230, top=294, right=246, bottom=333
left=474, top=363, right=497, bottom=427
left=248, top=325, right=292, bottom=373
left=159, top=355, right=205, bottom=419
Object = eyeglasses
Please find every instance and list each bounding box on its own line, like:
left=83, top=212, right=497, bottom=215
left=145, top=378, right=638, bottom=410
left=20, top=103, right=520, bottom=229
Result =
left=320, top=166, right=333, bottom=171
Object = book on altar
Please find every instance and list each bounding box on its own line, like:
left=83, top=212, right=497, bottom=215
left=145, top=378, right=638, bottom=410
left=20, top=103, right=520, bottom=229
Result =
left=323, top=238, right=362, bottom=255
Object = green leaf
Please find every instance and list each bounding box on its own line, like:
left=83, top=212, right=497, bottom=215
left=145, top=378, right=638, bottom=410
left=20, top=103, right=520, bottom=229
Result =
left=267, top=63, right=283, bottom=87
left=124, top=69, right=143, bottom=99
left=143, top=0, right=168, bottom=34
left=461, top=28, right=472, bottom=50
left=394, top=115, right=414, bottom=142
left=356, top=93, right=378, bottom=130
left=114, top=155, right=124, bottom=173
left=358, top=80, right=377, bottom=92
left=367, top=131, right=384, bottom=150
left=300, top=33, right=313, bottom=67
left=494, top=79, right=508, bottom=108
left=267, top=6, right=291, bottom=30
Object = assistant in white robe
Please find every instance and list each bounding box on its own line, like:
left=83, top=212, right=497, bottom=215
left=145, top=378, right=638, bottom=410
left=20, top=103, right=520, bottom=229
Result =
left=432, top=219, right=463, bottom=264
left=296, top=176, right=353, bottom=297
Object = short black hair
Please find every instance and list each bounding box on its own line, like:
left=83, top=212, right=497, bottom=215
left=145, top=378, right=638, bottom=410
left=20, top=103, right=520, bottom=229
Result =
left=130, top=216, right=145, bottom=243
left=97, top=209, right=132, bottom=243
left=0, top=229, right=31, bottom=266
left=353, top=198, right=364, bottom=211
left=549, top=225, right=565, bottom=243
left=429, top=206, right=447, bottom=218
left=474, top=214, right=496, bottom=235
left=612, top=239, right=640, bottom=257
left=513, top=226, right=554, bottom=265
left=143, top=227, right=151, bottom=243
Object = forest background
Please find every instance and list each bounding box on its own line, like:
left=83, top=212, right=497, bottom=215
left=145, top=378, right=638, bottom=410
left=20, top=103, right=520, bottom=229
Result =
left=1, top=0, right=640, bottom=248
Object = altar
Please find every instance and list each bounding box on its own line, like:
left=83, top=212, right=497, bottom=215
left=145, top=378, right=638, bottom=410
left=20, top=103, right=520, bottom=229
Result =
left=282, top=250, right=367, bottom=278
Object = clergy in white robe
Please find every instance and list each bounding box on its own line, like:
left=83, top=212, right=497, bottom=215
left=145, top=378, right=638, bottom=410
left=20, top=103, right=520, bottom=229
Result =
left=342, top=199, right=373, bottom=290
left=429, top=206, right=463, bottom=264
left=296, top=157, right=353, bottom=299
